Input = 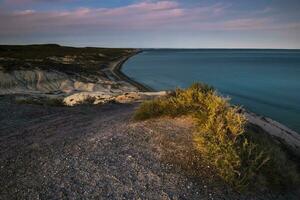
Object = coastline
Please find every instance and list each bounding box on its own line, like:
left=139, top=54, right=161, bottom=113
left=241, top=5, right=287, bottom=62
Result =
left=116, top=52, right=300, bottom=156
left=110, top=50, right=155, bottom=92
left=245, top=111, right=300, bottom=156
left=0, top=45, right=299, bottom=198
left=1, top=44, right=298, bottom=156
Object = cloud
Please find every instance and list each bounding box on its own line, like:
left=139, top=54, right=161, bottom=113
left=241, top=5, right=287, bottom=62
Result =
left=220, top=18, right=271, bottom=30
left=0, top=0, right=299, bottom=37
left=5, top=0, right=75, bottom=4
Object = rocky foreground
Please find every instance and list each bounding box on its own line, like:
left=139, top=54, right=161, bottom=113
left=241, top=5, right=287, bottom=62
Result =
left=1, top=45, right=300, bottom=199
left=1, top=97, right=298, bottom=199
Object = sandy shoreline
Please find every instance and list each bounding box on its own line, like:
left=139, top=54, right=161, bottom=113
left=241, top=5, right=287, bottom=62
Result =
left=110, top=50, right=154, bottom=92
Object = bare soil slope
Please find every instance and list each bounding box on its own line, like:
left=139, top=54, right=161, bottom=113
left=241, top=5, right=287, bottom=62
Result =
left=0, top=44, right=138, bottom=95
left=0, top=97, right=297, bottom=200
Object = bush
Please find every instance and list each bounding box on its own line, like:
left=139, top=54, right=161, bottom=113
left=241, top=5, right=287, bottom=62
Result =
left=243, top=127, right=300, bottom=190
left=188, top=87, right=270, bottom=190
left=134, top=83, right=214, bottom=120
left=134, top=82, right=299, bottom=191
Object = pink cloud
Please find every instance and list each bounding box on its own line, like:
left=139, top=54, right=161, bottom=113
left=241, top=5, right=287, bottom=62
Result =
left=0, top=1, right=297, bottom=36
left=0, top=1, right=185, bottom=34
left=222, top=18, right=271, bottom=30
left=5, top=0, right=74, bottom=4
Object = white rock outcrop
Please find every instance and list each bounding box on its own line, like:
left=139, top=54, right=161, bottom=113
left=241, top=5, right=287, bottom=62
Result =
left=63, top=91, right=168, bottom=106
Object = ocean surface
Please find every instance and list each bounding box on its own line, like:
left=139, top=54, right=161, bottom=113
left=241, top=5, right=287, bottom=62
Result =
left=122, top=49, right=300, bottom=133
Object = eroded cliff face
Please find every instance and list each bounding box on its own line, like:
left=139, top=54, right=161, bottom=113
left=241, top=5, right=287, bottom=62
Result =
left=0, top=69, right=136, bottom=95
left=0, top=69, right=70, bottom=94
left=0, top=44, right=139, bottom=96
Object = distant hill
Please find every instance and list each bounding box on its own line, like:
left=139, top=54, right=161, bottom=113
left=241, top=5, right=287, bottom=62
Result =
left=0, top=44, right=137, bottom=95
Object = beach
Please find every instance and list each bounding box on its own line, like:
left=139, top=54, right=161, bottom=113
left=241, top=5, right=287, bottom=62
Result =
left=109, top=50, right=154, bottom=92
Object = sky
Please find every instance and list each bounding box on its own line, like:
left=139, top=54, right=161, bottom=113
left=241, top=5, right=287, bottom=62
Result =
left=0, top=0, right=300, bottom=48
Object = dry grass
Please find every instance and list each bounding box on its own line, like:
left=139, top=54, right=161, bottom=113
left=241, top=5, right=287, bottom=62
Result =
left=134, top=83, right=299, bottom=192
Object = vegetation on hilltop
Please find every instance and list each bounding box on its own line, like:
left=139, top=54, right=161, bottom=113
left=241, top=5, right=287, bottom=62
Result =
left=0, top=44, right=132, bottom=60
left=0, top=44, right=135, bottom=80
left=134, top=83, right=300, bottom=192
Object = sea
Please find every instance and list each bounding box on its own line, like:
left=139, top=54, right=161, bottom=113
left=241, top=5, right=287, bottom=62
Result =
left=122, top=49, right=300, bottom=133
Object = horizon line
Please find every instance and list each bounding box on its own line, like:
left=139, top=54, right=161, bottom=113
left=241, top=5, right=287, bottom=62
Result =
left=1, top=43, right=300, bottom=50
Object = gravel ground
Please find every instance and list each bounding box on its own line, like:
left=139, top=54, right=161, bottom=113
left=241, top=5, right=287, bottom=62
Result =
left=0, top=96, right=297, bottom=199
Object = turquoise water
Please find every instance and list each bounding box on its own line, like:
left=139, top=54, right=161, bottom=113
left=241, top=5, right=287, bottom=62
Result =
left=122, top=49, right=300, bottom=133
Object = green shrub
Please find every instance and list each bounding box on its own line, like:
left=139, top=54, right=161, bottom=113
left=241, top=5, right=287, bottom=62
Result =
left=191, top=91, right=267, bottom=190
left=134, top=82, right=214, bottom=120
left=243, top=128, right=300, bottom=190
left=134, top=82, right=299, bottom=191
left=134, top=99, right=167, bottom=120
